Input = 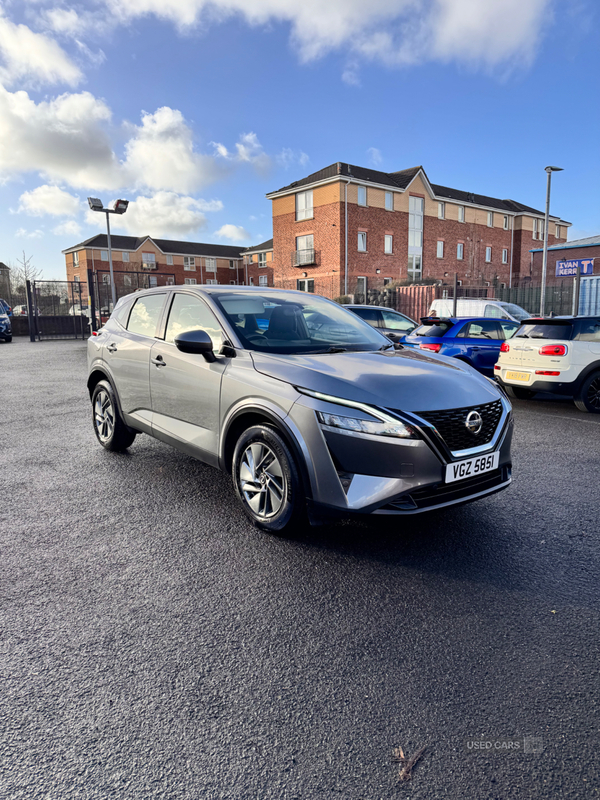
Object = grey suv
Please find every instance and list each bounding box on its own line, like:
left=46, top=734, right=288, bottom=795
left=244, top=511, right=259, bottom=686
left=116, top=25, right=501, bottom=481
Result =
left=87, top=287, right=513, bottom=532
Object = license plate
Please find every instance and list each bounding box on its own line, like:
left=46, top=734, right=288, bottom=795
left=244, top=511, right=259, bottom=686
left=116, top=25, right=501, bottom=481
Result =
left=445, top=452, right=500, bottom=484
left=505, top=370, right=530, bottom=382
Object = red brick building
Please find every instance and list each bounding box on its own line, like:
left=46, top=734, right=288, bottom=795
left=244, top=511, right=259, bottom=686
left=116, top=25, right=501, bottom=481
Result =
left=241, top=238, right=274, bottom=287
left=529, top=235, right=600, bottom=285
left=266, top=163, right=571, bottom=299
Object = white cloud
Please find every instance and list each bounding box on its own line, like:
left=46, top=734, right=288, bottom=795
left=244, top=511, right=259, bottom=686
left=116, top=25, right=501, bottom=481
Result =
left=215, top=224, right=251, bottom=242
left=276, top=148, right=309, bottom=170
left=19, top=185, right=81, bottom=216
left=123, top=107, right=225, bottom=193
left=0, top=85, right=120, bottom=189
left=86, top=191, right=219, bottom=237
left=53, top=220, right=82, bottom=236
left=211, top=132, right=271, bottom=175
left=105, top=0, right=551, bottom=70
left=367, top=147, right=382, bottom=166
left=0, top=14, right=82, bottom=87
left=43, top=8, right=84, bottom=36
left=15, top=227, right=45, bottom=239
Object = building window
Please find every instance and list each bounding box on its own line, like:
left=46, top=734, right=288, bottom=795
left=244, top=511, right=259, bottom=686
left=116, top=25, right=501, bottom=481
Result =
left=206, top=278, right=218, bottom=285
left=230, top=280, right=236, bottom=285
left=142, top=252, right=156, bottom=268
left=229, top=260, right=235, bottom=270
left=101, top=250, right=108, bottom=261
left=458, top=206, right=465, bottom=223
left=184, top=278, right=197, bottom=285
left=384, top=235, right=393, bottom=254
left=249, top=277, right=254, bottom=285
left=437, top=240, right=444, bottom=258
left=485, top=246, right=492, bottom=262
left=502, top=248, right=508, bottom=264
left=383, top=277, right=392, bottom=286
left=408, top=254, right=422, bottom=281
left=533, top=219, right=538, bottom=239
left=457, top=243, right=464, bottom=260
left=166, top=254, right=173, bottom=266
left=102, top=274, right=110, bottom=284
left=355, top=276, right=367, bottom=301
left=205, top=258, right=216, bottom=272
left=409, top=196, right=423, bottom=248
left=166, top=277, right=174, bottom=286
left=296, top=278, right=314, bottom=293
left=503, top=215, right=509, bottom=230
left=123, top=274, right=133, bottom=286
left=357, top=186, right=367, bottom=206
left=258, top=275, right=268, bottom=286
left=73, top=252, right=79, bottom=266
left=149, top=276, right=158, bottom=287
left=385, top=192, right=393, bottom=211
left=184, top=256, right=195, bottom=270
left=358, top=232, right=367, bottom=252
left=295, top=234, right=314, bottom=265
left=438, top=202, right=445, bottom=219
left=258, top=253, right=267, bottom=267
left=296, top=190, right=313, bottom=221
left=487, top=212, right=494, bottom=227
left=122, top=252, right=130, bottom=262
left=556, top=224, right=561, bottom=238
left=73, top=274, right=79, bottom=283
left=247, top=254, right=253, bottom=264
left=539, top=219, right=545, bottom=240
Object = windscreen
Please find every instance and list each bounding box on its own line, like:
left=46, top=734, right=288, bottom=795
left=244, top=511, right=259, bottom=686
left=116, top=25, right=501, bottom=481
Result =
left=212, top=292, right=389, bottom=354
left=500, top=303, right=531, bottom=321
left=411, top=320, right=453, bottom=337
left=514, top=322, right=573, bottom=340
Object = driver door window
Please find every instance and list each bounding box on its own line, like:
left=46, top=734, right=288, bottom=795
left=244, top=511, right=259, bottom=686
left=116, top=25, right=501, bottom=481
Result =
left=381, top=309, right=414, bottom=332
left=165, top=293, right=224, bottom=352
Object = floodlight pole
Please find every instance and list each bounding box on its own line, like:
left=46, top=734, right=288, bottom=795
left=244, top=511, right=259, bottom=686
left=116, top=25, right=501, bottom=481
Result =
left=105, top=210, right=116, bottom=308
left=540, top=166, right=563, bottom=317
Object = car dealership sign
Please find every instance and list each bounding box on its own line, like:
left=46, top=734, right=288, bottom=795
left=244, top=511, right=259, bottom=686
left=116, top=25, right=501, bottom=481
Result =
left=556, top=258, right=594, bottom=277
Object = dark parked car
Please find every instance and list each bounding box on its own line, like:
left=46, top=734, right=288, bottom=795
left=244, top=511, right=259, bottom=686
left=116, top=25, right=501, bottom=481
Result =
left=0, top=310, right=12, bottom=342
left=346, top=305, right=417, bottom=342
left=402, top=317, right=519, bottom=376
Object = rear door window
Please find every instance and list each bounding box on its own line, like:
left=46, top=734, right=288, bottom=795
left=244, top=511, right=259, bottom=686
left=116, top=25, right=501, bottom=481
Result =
left=462, top=320, right=502, bottom=339
left=126, top=294, right=166, bottom=337
left=514, top=323, right=573, bottom=340
left=351, top=307, right=381, bottom=325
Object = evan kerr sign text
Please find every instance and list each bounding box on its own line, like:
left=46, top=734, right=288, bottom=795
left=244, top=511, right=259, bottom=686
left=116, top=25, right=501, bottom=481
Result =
left=556, top=258, right=594, bottom=277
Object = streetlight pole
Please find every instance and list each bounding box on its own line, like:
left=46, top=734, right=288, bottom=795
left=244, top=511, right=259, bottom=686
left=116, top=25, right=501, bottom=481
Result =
left=540, top=166, right=563, bottom=317
left=87, top=197, right=129, bottom=311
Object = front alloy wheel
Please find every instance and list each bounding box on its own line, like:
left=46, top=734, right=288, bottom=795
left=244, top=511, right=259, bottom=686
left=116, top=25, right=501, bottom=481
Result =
left=232, top=425, right=306, bottom=533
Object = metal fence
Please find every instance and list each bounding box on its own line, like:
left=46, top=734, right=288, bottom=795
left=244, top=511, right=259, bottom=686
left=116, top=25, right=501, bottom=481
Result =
left=91, top=270, right=176, bottom=326
left=28, top=280, right=90, bottom=340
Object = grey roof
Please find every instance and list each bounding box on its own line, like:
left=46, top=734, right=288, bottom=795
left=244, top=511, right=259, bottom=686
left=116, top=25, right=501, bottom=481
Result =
left=530, top=234, right=600, bottom=253
left=269, top=162, right=564, bottom=217
left=63, top=234, right=244, bottom=259
left=0, top=262, right=10, bottom=271
left=242, top=238, right=273, bottom=254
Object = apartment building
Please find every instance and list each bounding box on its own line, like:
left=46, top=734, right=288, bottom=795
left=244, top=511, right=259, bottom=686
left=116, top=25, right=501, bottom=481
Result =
left=63, top=235, right=246, bottom=299
left=266, top=163, right=571, bottom=298
left=241, top=238, right=274, bottom=287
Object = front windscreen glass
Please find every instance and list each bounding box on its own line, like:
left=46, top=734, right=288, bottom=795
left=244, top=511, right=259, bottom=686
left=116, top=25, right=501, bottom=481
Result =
left=212, top=292, right=389, bottom=354
left=501, top=303, right=531, bottom=321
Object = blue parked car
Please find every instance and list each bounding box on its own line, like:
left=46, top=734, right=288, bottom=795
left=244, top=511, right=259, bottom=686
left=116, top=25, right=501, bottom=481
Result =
left=402, top=316, right=519, bottom=376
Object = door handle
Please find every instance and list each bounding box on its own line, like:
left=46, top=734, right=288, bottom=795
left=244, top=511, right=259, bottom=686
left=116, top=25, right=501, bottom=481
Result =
left=151, top=355, right=166, bottom=367
left=107, top=343, right=118, bottom=353
left=470, top=346, right=481, bottom=351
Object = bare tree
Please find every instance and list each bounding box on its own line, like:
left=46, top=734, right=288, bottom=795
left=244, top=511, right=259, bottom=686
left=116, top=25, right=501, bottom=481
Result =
left=10, top=252, right=43, bottom=293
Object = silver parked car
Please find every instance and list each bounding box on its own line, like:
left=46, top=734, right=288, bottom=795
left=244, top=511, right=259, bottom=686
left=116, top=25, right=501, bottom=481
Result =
left=87, top=287, right=513, bottom=532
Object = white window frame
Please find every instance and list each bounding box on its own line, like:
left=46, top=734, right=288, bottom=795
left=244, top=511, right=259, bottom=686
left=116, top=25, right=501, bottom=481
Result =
left=123, top=274, right=133, bottom=287
left=485, top=246, right=492, bottom=262
left=295, top=190, right=313, bottom=221
left=102, top=274, right=110, bottom=284
left=357, top=231, right=367, bottom=252
left=357, top=186, right=367, bottom=207
left=487, top=211, right=494, bottom=228
left=458, top=205, right=465, bottom=223
left=502, top=248, right=508, bottom=264
left=142, top=252, right=156, bottom=268
left=72, top=252, right=80, bottom=266
left=258, top=253, right=267, bottom=268
left=384, top=235, right=393, bottom=254
left=206, top=278, right=218, bottom=285
left=100, top=250, right=108, bottom=261
left=503, top=215, right=509, bottom=230
left=436, top=240, right=444, bottom=259
left=258, top=274, right=268, bottom=286
left=149, top=276, right=158, bottom=288
left=555, top=224, right=561, bottom=238
left=166, top=254, right=173, bottom=266
left=385, top=192, right=393, bottom=211
left=205, top=258, right=216, bottom=272
left=438, top=202, right=445, bottom=220
left=166, top=277, right=174, bottom=286
left=73, top=274, right=80, bottom=282
left=457, top=242, right=464, bottom=260
left=533, top=219, right=538, bottom=240
left=183, top=256, right=196, bottom=271
left=229, top=260, right=235, bottom=270
left=184, top=278, right=197, bottom=285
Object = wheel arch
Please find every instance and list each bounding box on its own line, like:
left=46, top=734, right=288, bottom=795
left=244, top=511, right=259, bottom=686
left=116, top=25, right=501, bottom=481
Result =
left=87, top=367, right=130, bottom=429
left=573, top=361, right=600, bottom=395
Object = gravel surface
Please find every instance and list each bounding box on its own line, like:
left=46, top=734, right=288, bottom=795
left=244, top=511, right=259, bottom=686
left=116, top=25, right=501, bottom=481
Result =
left=2, top=337, right=599, bottom=799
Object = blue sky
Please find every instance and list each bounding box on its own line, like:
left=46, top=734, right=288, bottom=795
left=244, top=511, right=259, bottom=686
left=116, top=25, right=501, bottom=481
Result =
left=0, top=0, right=598, bottom=280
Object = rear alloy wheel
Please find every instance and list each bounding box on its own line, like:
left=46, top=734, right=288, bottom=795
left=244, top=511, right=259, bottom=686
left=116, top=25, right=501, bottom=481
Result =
left=505, top=385, right=535, bottom=400
left=575, top=372, right=600, bottom=414
left=232, top=425, right=306, bottom=533
left=91, top=379, right=137, bottom=451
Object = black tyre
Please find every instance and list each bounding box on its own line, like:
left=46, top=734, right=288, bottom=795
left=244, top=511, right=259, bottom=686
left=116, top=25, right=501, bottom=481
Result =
left=505, top=385, right=535, bottom=400
left=5, top=336, right=12, bottom=343
left=91, top=379, right=137, bottom=451
left=574, top=372, right=600, bottom=413
left=232, top=424, right=306, bottom=533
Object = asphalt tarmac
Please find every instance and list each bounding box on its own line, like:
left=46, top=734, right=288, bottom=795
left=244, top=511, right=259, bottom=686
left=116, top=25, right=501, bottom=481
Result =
left=2, top=337, right=599, bottom=799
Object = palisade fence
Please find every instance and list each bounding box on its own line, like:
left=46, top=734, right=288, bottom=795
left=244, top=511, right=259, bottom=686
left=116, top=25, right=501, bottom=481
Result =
left=24, top=280, right=90, bottom=340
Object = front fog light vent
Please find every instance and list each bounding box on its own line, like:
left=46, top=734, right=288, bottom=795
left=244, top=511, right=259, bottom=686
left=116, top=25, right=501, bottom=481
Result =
left=337, top=471, right=354, bottom=494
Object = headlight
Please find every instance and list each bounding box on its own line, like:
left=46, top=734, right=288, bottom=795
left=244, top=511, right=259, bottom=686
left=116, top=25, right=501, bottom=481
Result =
left=316, top=411, right=415, bottom=439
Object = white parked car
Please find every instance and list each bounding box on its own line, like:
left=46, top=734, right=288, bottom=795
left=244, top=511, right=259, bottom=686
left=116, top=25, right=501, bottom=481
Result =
left=429, top=298, right=530, bottom=322
left=495, top=316, right=600, bottom=412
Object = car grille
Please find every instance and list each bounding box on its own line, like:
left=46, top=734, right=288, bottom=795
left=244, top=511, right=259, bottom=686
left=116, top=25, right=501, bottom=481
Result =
left=416, top=399, right=504, bottom=452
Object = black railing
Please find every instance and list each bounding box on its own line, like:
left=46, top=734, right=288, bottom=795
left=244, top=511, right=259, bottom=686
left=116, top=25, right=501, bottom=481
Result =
left=292, top=249, right=316, bottom=267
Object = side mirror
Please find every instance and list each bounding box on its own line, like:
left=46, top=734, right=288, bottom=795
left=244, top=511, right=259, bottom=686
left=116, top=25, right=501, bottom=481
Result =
left=174, top=329, right=216, bottom=362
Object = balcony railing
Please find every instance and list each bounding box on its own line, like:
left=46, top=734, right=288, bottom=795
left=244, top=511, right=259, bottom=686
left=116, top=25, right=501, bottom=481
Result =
left=292, top=249, right=317, bottom=267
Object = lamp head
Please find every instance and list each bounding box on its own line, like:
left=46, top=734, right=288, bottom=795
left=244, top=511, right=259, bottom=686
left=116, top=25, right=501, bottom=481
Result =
left=113, top=199, right=129, bottom=214
left=545, top=166, right=563, bottom=173
left=87, top=197, right=104, bottom=211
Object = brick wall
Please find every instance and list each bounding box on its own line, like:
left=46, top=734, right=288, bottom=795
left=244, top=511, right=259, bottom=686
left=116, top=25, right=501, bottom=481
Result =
left=346, top=204, right=408, bottom=292
left=513, top=229, right=566, bottom=284
left=530, top=246, right=600, bottom=285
